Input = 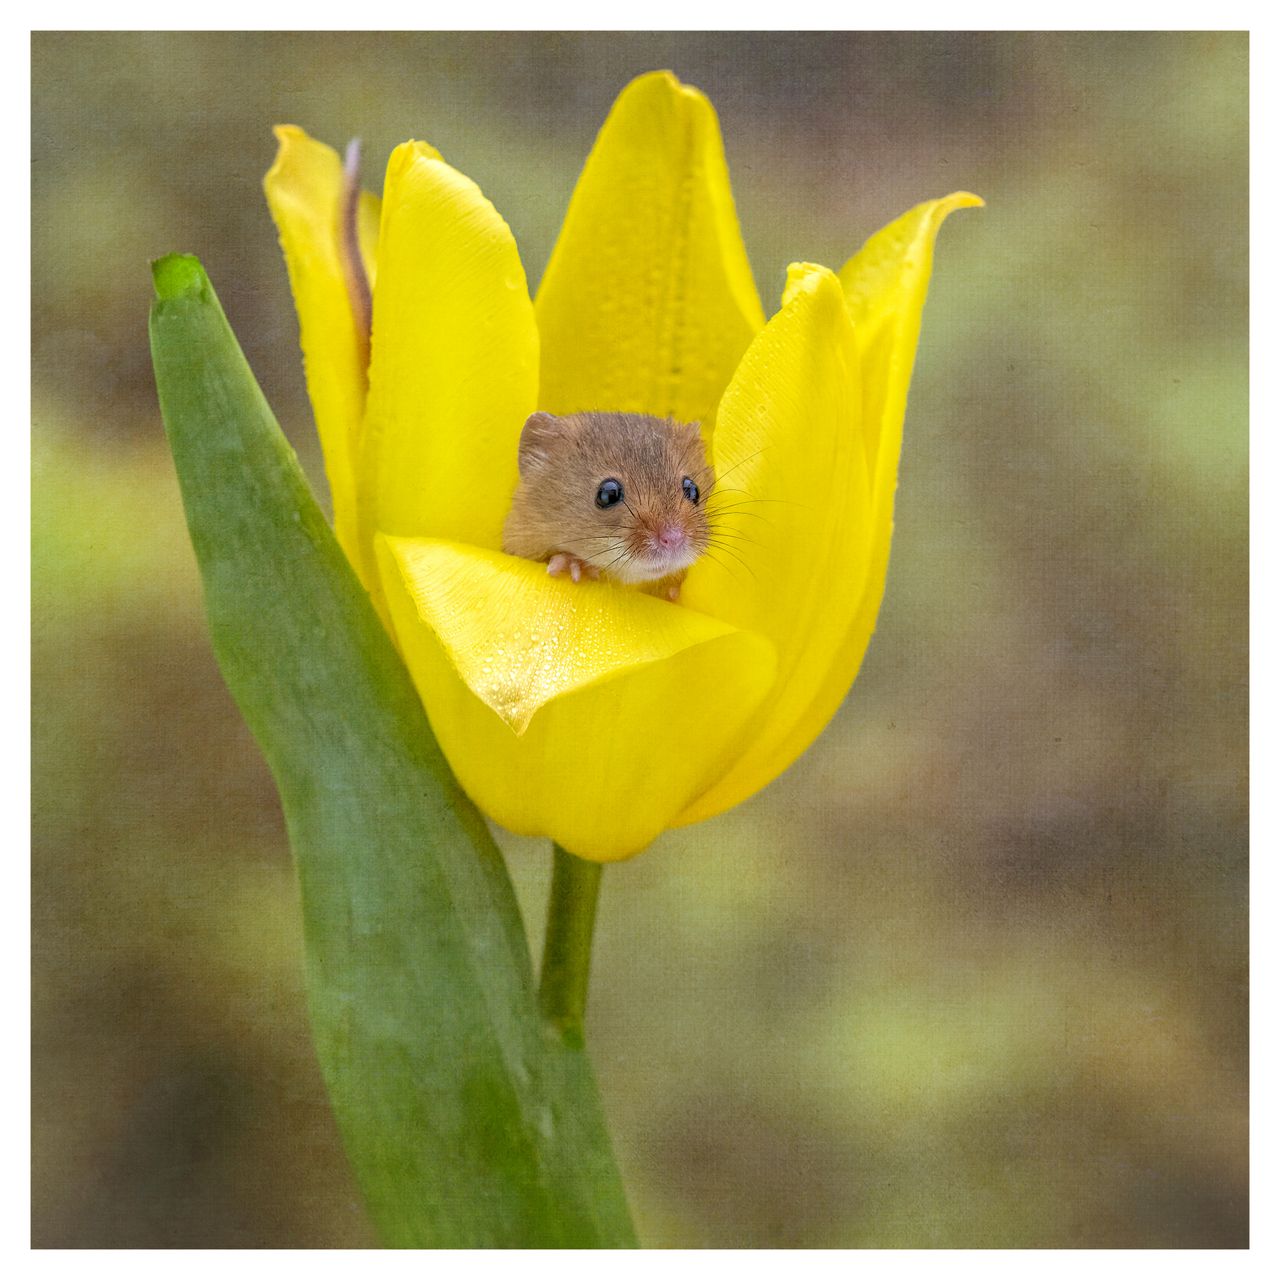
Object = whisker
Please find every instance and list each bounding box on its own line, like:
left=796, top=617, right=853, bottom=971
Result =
left=704, top=503, right=776, bottom=525
left=708, top=490, right=805, bottom=510
left=712, top=445, right=772, bottom=488
left=705, top=529, right=767, bottom=551
left=598, top=544, right=638, bottom=575
left=553, top=533, right=621, bottom=546
left=703, top=541, right=757, bottom=581
left=704, top=519, right=767, bottom=543
left=698, top=547, right=756, bottom=587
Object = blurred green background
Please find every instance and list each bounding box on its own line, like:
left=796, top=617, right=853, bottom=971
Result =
left=31, top=31, right=1247, bottom=1248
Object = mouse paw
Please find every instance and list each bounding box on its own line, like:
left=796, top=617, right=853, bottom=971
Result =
left=547, top=553, right=600, bottom=583
left=640, top=571, right=687, bottom=603
left=649, top=570, right=687, bottom=603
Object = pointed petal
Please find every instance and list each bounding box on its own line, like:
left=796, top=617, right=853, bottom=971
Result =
left=264, top=125, right=380, bottom=559
left=356, top=143, right=539, bottom=614
left=839, top=192, right=984, bottom=509
left=679, top=196, right=981, bottom=823
left=678, top=265, right=871, bottom=822
left=377, top=536, right=776, bottom=861
left=535, top=71, right=764, bottom=434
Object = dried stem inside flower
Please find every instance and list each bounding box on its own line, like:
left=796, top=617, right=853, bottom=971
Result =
left=339, top=137, right=373, bottom=373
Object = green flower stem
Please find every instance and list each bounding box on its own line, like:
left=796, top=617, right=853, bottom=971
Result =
left=540, top=844, right=604, bottom=1043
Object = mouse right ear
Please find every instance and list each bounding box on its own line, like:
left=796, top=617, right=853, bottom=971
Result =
left=517, top=411, right=565, bottom=475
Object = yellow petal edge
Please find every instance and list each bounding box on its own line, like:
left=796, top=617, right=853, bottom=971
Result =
left=535, top=70, right=765, bottom=437
left=840, top=191, right=983, bottom=502
left=264, top=125, right=380, bottom=561
left=377, top=536, right=776, bottom=860
left=680, top=263, right=871, bottom=821
left=680, top=194, right=982, bottom=824
left=358, top=142, right=539, bottom=614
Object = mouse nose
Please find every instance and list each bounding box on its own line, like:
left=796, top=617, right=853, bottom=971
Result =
left=655, top=525, right=686, bottom=551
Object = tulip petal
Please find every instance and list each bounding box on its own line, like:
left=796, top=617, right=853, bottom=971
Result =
left=678, top=265, right=871, bottom=823
left=378, top=536, right=776, bottom=861
left=535, top=71, right=765, bottom=435
left=839, top=192, right=984, bottom=512
left=358, top=143, right=539, bottom=608
left=264, top=125, right=380, bottom=559
left=679, top=197, right=981, bottom=823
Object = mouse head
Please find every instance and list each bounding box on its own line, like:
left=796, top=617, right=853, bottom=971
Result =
left=516, top=410, right=714, bottom=583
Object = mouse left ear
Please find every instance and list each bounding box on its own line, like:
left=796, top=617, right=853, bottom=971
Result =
left=517, top=411, right=565, bottom=475
left=672, top=417, right=705, bottom=452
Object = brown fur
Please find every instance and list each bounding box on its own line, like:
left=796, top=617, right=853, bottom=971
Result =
left=503, top=411, right=714, bottom=585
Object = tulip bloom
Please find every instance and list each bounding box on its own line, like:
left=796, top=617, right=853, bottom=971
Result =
left=265, top=71, right=979, bottom=861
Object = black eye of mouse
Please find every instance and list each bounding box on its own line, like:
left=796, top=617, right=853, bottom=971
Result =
left=682, top=476, right=700, bottom=504
left=596, top=478, right=624, bottom=508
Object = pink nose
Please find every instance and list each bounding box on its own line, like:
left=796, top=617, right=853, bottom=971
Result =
left=656, top=526, right=686, bottom=551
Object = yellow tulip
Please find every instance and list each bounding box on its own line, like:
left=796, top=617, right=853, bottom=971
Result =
left=264, top=71, right=980, bottom=862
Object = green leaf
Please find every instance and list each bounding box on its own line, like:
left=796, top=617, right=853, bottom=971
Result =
left=149, top=254, right=636, bottom=1249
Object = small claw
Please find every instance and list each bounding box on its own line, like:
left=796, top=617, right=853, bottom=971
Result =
left=569, top=559, right=581, bottom=583
left=666, top=584, right=681, bottom=603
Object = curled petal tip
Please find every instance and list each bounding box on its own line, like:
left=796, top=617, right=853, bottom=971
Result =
left=618, top=68, right=714, bottom=114
left=266, top=124, right=307, bottom=175
left=781, top=261, right=843, bottom=308
left=629, top=68, right=681, bottom=91
left=381, top=139, right=446, bottom=192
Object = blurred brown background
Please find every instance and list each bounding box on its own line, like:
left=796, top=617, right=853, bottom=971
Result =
left=31, top=31, right=1247, bottom=1248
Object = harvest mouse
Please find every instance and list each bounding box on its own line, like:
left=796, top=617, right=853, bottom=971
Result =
left=503, top=411, right=714, bottom=602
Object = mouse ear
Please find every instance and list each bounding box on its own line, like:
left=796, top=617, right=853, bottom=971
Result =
left=671, top=417, right=706, bottom=455
left=517, top=411, right=568, bottom=475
